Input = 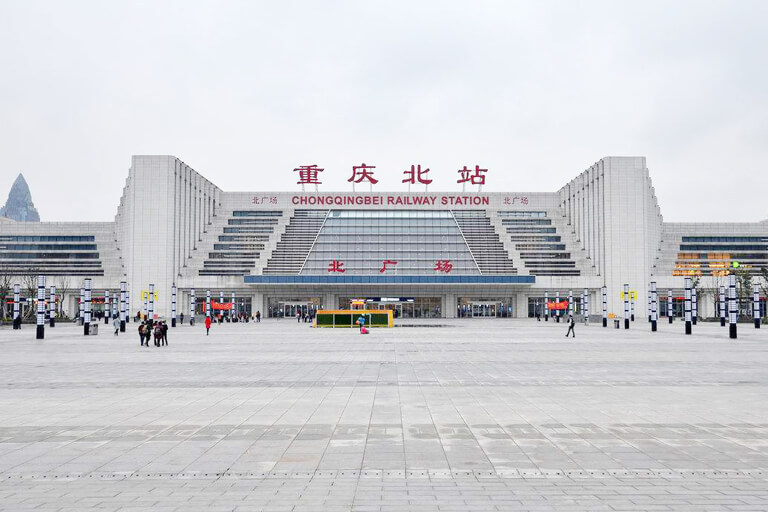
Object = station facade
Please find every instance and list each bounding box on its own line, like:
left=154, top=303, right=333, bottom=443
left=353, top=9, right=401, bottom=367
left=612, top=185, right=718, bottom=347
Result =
left=1, top=155, right=766, bottom=320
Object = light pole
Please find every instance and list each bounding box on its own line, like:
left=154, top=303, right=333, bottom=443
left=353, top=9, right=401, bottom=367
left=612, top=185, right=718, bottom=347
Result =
left=602, top=286, right=607, bottom=328
left=83, top=278, right=92, bottom=336
left=684, top=277, right=692, bottom=335
left=728, top=274, right=737, bottom=339
left=36, top=275, right=45, bottom=340
left=624, top=284, right=630, bottom=329
left=650, top=281, right=657, bottom=332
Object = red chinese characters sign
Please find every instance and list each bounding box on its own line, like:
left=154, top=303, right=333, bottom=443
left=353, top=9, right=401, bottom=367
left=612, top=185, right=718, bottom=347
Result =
left=546, top=301, right=569, bottom=311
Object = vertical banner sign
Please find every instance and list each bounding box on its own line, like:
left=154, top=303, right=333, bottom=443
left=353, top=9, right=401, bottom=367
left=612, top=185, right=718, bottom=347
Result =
left=568, top=290, right=573, bottom=317
left=555, top=291, right=560, bottom=322
left=45, top=286, right=50, bottom=323
left=668, top=293, right=673, bottom=324
left=219, top=291, right=224, bottom=318
left=35, top=276, right=45, bottom=340
left=171, top=284, right=177, bottom=327
left=231, top=292, right=236, bottom=319
left=104, top=291, right=110, bottom=324
left=84, top=278, right=92, bottom=336
left=206, top=290, right=211, bottom=319
left=630, top=290, right=635, bottom=322
left=36, top=275, right=45, bottom=339
left=684, top=277, right=692, bottom=335
left=119, top=281, right=126, bottom=332
left=692, top=288, right=698, bottom=325
left=112, top=292, right=118, bottom=319
left=544, top=291, right=549, bottom=321
left=49, top=285, right=56, bottom=327
left=583, top=288, right=589, bottom=325
left=651, top=281, right=658, bottom=332
left=728, top=274, right=737, bottom=339
left=143, top=292, right=148, bottom=319
left=13, top=283, right=20, bottom=330
left=601, top=286, right=607, bottom=327
left=719, top=285, right=726, bottom=327
left=754, top=284, right=761, bottom=329
left=125, top=288, right=130, bottom=324
left=190, top=289, right=196, bottom=325
left=624, top=284, right=630, bottom=329
left=79, top=288, right=85, bottom=325
left=148, top=283, right=155, bottom=321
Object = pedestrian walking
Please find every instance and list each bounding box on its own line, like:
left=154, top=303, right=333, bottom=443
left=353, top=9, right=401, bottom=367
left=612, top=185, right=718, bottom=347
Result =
left=153, top=323, right=162, bottom=347
left=296, top=311, right=301, bottom=323
left=161, top=321, right=168, bottom=346
left=256, top=311, right=261, bottom=322
left=138, top=322, right=146, bottom=346
left=205, top=315, right=211, bottom=335
left=113, top=315, right=120, bottom=336
left=566, top=315, right=575, bottom=338
left=357, top=314, right=366, bottom=333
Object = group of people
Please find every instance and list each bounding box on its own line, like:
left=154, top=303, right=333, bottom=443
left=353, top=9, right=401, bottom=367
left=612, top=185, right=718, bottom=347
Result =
left=138, top=320, right=169, bottom=347
left=296, top=310, right=315, bottom=323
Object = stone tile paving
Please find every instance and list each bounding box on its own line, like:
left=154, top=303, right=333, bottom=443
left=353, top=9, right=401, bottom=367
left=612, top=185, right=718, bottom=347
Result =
left=0, top=318, right=766, bottom=511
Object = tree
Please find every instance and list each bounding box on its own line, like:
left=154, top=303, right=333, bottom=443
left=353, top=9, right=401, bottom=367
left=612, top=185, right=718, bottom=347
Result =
left=20, top=271, right=40, bottom=320
left=0, top=263, right=12, bottom=319
left=734, top=268, right=753, bottom=319
left=690, top=275, right=707, bottom=318
left=55, top=276, right=71, bottom=318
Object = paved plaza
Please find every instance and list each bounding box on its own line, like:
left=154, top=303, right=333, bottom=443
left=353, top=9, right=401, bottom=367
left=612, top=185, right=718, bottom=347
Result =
left=0, top=318, right=767, bottom=511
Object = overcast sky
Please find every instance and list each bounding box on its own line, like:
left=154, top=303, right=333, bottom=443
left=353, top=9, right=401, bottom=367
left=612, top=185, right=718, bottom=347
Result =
left=1, top=0, right=766, bottom=222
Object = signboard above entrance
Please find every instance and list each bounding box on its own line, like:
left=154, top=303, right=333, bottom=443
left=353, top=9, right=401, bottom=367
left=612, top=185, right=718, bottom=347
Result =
left=292, top=195, right=491, bottom=207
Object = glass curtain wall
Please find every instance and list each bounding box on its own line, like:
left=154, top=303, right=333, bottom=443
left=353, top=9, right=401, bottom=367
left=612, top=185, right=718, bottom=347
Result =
left=301, top=210, right=479, bottom=275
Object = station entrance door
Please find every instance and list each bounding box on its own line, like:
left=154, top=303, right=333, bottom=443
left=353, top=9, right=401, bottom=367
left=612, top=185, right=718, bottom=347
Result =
left=471, top=302, right=497, bottom=317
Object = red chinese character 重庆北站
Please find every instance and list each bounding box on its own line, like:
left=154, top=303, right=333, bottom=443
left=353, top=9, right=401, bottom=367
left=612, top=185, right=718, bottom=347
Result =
left=457, top=165, right=487, bottom=185
left=379, top=260, right=397, bottom=273
left=294, top=165, right=324, bottom=185
left=402, top=164, right=432, bottom=185
left=348, top=163, right=378, bottom=184
left=433, top=260, right=453, bottom=273
left=328, top=260, right=345, bottom=273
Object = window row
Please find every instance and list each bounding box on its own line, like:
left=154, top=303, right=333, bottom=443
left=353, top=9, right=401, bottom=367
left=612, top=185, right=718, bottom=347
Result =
left=679, top=244, right=768, bottom=251
left=498, top=211, right=547, bottom=218
left=232, top=210, right=283, bottom=217
left=0, top=244, right=98, bottom=251
left=0, top=253, right=100, bottom=259
left=501, top=219, right=552, bottom=225
left=223, top=227, right=275, bottom=233
left=519, top=252, right=572, bottom=259
left=228, top=218, right=280, bottom=225
left=682, top=236, right=767, bottom=243
left=218, top=235, right=271, bottom=242
left=213, top=244, right=265, bottom=251
left=0, top=235, right=96, bottom=242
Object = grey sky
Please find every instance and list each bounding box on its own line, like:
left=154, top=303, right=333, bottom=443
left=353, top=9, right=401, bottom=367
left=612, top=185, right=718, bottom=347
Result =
left=1, top=0, right=766, bottom=222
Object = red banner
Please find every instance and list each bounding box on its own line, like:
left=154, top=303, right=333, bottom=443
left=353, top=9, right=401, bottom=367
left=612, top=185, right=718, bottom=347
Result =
left=210, top=301, right=233, bottom=311
left=546, top=300, right=569, bottom=311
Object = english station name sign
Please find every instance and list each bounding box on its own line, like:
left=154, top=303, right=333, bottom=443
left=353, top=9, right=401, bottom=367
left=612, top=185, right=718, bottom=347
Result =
left=291, top=194, right=491, bottom=206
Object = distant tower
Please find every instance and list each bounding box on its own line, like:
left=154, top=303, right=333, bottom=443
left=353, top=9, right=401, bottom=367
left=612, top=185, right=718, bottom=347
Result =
left=0, top=174, right=41, bottom=221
